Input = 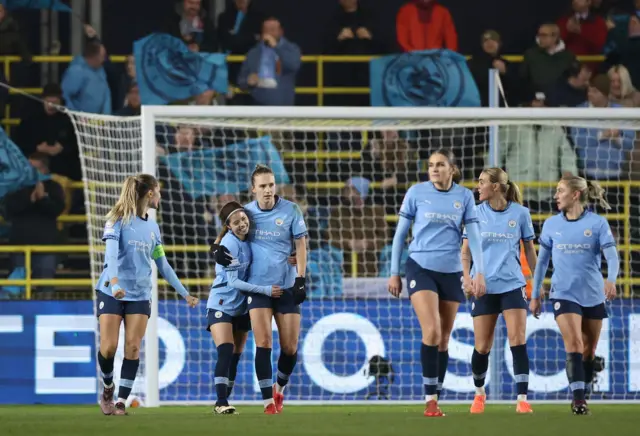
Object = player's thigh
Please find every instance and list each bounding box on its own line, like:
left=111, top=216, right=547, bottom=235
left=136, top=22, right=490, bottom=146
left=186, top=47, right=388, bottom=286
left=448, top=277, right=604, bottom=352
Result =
left=581, top=317, right=603, bottom=359
left=410, top=290, right=440, bottom=343
left=98, top=314, right=122, bottom=355
left=123, top=313, right=149, bottom=358
left=503, top=308, right=527, bottom=346
left=274, top=312, right=301, bottom=355
left=472, top=314, right=499, bottom=353
left=209, top=322, right=235, bottom=347
left=438, top=299, right=460, bottom=350
left=555, top=313, right=584, bottom=353
left=232, top=313, right=252, bottom=353
left=249, top=308, right=274, bottom=348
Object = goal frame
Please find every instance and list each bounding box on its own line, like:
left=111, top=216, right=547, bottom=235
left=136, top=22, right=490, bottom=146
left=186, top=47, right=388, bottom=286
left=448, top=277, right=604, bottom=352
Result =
left=140, top=104, right=640, bottom=407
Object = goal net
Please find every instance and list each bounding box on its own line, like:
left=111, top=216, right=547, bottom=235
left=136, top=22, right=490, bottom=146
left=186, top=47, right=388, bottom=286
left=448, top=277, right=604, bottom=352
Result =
left=68, top=106, right=640, bottom=405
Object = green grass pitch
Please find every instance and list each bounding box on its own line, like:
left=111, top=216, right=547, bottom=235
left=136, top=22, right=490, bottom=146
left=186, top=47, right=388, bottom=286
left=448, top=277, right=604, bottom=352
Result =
left=2, top=404, right=640, bottom=436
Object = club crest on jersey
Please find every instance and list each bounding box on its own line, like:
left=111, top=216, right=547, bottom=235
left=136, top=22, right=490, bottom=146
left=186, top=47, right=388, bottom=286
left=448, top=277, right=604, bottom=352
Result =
left=508, top=220, right=517, bottom=228
left=275, top=218, right=284, bottom=226
left=453, top=201, right=462, bottom=209
left=584, top=229, right=592, bottom=237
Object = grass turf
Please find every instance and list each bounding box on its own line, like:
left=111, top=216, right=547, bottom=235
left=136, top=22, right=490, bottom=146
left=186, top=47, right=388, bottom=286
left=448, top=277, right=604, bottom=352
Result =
left=2, top=404, right=640, bottom=436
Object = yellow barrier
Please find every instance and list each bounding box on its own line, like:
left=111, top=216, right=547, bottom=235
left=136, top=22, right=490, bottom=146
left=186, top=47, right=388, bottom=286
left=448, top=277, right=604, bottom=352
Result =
left=0, top=180, right=635, bottom=299
left=0, top=53, right=607, bottom=130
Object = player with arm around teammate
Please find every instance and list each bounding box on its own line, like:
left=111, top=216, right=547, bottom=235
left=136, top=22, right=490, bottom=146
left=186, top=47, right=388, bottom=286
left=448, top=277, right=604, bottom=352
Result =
left=207, top=201, right=283, bottom=414
left=530, top=175, right=619, bottom=415
left=461, top=168, right=537, bottom=414
left=214, top=165, right=308, bottom=414
left=387, top=149, right=486, bottom=417
left=96, top=174, right=199, bottom=416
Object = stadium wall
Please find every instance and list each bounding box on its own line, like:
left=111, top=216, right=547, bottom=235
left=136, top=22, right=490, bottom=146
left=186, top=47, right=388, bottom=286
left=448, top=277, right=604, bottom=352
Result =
left=1, top=300, right=639, bottom=404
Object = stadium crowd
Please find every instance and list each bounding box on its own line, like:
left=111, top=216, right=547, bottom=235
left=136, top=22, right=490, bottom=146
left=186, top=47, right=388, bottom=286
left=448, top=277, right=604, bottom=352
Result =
left=1, top=0, right=640, bottom=300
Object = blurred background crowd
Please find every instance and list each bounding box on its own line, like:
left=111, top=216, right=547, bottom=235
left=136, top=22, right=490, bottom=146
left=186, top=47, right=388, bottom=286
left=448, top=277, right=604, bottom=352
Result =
left=1, top=0, right=640, bottom=301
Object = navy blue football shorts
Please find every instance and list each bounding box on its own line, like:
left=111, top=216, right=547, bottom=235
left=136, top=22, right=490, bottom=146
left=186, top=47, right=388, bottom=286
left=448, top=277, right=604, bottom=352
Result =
left=247, top=288, right=301, bottom=315
left=552, top=299, right=608, bottom=320
left=405, top=257, right=464, bottom=302
left=206, top=310, right=251, bottom=332
left=471, top=288, right=528, bottom=317
left=95, top=290, right=151, bottom=318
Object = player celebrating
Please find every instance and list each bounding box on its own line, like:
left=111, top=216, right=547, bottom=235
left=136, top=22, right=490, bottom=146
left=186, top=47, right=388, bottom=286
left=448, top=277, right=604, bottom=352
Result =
left=207, top=201, right=283, bottom=414
left=214, top=165, right=308, bottom=414
left=461, top=168, right=537, bottom=414
left=388, top=149, right=485, bottom=417
left=530, top=175, right=618, bottom=415
left=96, top=174, right=198, bottom=415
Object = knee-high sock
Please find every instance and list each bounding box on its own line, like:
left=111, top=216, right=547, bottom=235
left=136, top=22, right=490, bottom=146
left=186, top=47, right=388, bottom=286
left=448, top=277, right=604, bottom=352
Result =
left=566, top=352, right=585, bottom=401
left=275, top=352, right=297, bottom=393
left=117, top=358, right=139, bottom=402
left=421, top=343, right=438, bottom=397
left=98, top=351, right=114, bottom=387
left=227, top=353, right=242, bottom=397
left=255, top=347, right=273, bottom=401
left=214, top=343, right=234, bottom=406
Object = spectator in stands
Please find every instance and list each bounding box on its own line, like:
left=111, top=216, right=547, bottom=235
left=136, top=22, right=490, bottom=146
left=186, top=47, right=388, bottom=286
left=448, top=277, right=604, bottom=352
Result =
left=327, top=177, right=388, bottom=277
left=115, top=82, right=141, bottom=116
left=325, top=0, right=380, bottom=55
left=218, top=0, right=262, bottom=54
left=557, top=0, right=608, bottom=56
left=544, top=61, right=591, bottom=107
left=237, top=17, right=301, bottom=106
left=14, top=84, right=80, bottom=181
left=520, top=23, right=576, bottom=104
left=168, top=0, right=217, bottom=52
left=603, top=3, right=640, bottom=86
left=360, top=130, right=421, bottom=213
left=572, top=74, right=635, bottom=180
left=608, top=64, right=640, bottom=107
left=497, top=124, right=578, bottom=212
left=0, top=4, right=29, bottom=59
left=61, top=41, right=111, bottom=114
left=4, top=152, right=65, bottom=299
left=467, top=30, right=516, bottom=107
left=396, top=0, right=457, bottom=52
left=113, top=55, right=136, bottom=112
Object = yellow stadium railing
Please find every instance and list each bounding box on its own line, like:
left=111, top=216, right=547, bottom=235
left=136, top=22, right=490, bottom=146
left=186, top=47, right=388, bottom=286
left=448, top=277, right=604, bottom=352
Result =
left=0, top=54, right=607, bottom=132
left=0, top=180, right=636, bottom=299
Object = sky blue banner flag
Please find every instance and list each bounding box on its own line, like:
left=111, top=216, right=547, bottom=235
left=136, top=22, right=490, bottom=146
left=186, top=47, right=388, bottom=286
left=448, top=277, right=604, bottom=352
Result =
left=0, top=0, right=72, bottom=12
left=370, top=49, right=480, bottom=107
left=134, top=33, right=228, bottom=105
left=0, top=127, right=39, bottom=200
left=159, top=136, right=290, bottom=199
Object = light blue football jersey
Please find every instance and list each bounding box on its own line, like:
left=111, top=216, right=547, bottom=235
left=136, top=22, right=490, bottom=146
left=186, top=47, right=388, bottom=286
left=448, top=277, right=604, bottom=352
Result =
left=97, top=216, right=162, bottom=301
left=206, top=232, right=271, bottom=316
left=539, top=210, right=616, bottom=306
left=399, top=182, right=478, bottom=273
left=464, top=202, right=535, bottom=294
left=244, top=197, right=308, bottom=288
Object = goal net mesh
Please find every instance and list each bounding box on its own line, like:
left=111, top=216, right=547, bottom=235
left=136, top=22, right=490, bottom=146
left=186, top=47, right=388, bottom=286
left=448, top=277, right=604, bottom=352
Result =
left=68, top=110, right=640, bottom=403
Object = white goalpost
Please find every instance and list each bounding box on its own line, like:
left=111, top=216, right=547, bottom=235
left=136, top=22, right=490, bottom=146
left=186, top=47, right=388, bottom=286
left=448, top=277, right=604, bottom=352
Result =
left=68, top=105, right=640, bottom=407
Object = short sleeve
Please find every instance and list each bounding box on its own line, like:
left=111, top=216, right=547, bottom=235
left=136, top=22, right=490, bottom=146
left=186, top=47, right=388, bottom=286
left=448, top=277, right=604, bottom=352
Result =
left=539, top=219, right=552, bottom=250
left=102, top=220, right=122, bottom=242
left=598, top=217, right=616, bottom=250
left=291, top=203, right=308, bottom=239
left=462, top=189, right=479, bottom=224
left=398, top=186, right=416, bottom=220
left=520, top=208, right=535, bottom=242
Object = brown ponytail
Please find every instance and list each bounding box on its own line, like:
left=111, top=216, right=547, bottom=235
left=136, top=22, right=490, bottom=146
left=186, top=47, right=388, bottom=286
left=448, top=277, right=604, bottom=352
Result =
left=560, top=174, right=612, bottom=210
left=586, top=180, right=611, bottom=210
left=505, top=180, right=524, bottom=205
left=214, top=201, right=246, bottom=245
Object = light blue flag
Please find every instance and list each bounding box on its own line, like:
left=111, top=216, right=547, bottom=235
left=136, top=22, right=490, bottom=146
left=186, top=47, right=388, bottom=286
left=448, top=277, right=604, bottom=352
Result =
left=134, top=33, right=228, bottom=105
left=159, top=136, right=290, bottom=199
left=0, top=127, right=39, bottom=200
left=370, top=49, right=481, bottom=107
left=0, top=0, right=72, bottom=12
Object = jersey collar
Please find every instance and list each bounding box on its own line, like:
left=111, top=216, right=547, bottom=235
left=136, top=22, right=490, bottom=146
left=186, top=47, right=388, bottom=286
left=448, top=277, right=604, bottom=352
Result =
left=486, top=201, right=511, bottom=213
left=138, top=214, right=149, bottom=221
left=431, top=181, right=456, bottom=193
left=561, top=208, right=588, bottom=222
left=257, top=195, right=280, bottom=212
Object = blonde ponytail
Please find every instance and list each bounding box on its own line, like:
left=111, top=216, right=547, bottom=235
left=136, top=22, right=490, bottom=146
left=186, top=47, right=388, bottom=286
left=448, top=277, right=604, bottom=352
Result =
left=106, top=174, right=159, bottom=225
left=505, top=180, right=523, bottom=205
left=106, top=176, right=139, bottom=225
left=586, top=180, right=611, bottom=210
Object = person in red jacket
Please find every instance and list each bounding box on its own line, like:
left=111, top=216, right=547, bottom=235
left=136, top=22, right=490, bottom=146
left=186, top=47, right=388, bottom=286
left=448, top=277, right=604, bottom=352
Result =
left=396, top=0, right=457, bottom=52
left=557, top=0, right=607, bottom=55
